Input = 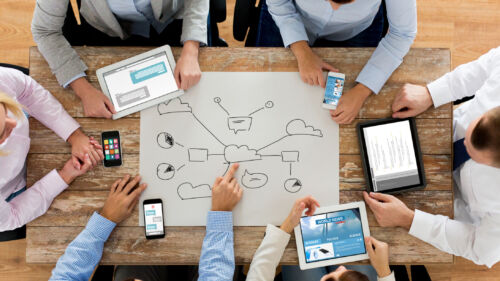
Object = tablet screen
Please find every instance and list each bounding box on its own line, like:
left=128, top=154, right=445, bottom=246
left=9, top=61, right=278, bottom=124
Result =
left=299, top=208, right=366, bottom=263
left=362, top=120, right=421, bottom=192
left=102, top=51, right=178, bottom=112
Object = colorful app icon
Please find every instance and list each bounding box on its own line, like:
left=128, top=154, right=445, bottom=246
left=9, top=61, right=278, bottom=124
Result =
left=105, top=150, right=109, bottom=155
left=115, top=149, right=119, bottom=154
left=115, top=154, right=120, bottom=159
left=114, top=139, right=118, bottom=143
left=106, top=155, right=110, bottom=160
left=110, top=144, right=114, bottom=149
left=110, top=155, right=114, bottom=159
left=105, top=145, right=109, bottom=150
left=104, top=139, right=109, bottom=145
left=110, top=150, right=114, bottom=155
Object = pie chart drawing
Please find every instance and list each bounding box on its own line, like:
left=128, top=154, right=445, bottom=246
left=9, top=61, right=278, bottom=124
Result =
left=157, top=163, right=175, bottom=180
left=157, top=132, right=174, bottom=149
left=284, top=178, right=303, bottom=193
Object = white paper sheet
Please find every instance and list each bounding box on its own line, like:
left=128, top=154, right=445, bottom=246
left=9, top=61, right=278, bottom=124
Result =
left=139, top=72, right=339, bottom=226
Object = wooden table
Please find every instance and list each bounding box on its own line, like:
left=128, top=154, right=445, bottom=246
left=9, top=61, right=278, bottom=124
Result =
left=26, top=47, right=453, bottom=265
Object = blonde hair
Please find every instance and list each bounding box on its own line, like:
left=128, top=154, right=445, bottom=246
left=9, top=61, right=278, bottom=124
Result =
left=0, top=92, right=23, bottom=119
left=0, top=92, right=24, bottom=156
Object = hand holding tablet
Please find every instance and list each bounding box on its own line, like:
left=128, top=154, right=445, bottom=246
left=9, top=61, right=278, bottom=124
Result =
left=294, top=201, right=371, bottom=269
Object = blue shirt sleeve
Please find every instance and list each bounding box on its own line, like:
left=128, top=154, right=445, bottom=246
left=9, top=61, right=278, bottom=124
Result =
left=356, top=0, right=417, bottom=94
left=62, top=72, right=86, bottom=88
left=266, top=0, right=309, bottom=47
left=49, top=212, right=116, bottom=281
left=198, top=211, right=234, bottom=281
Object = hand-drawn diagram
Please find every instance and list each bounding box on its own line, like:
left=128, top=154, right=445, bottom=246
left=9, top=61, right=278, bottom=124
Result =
left=215, top=97, right=274, bottom=134
left=154, top=97, right=324, bottom=199
left=177, top=182, right=212, bottom=200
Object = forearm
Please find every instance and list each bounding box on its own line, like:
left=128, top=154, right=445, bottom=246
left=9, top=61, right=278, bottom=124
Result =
left=246, top=225, right=291, bottom=281
left=198, top=211, right=234, bottom=281
left=32, top=0, right=88, bottom=86
left=181, top=0, right=208, bottom=45
left=266, top=0, right=308, bottom=47
left=49, top=212, right=116, bottom=281
left=0, top=170, right=68, bottom=231
left=18, top=72, right=80, bottom=140
left=181, top=41, right=200, bottom=59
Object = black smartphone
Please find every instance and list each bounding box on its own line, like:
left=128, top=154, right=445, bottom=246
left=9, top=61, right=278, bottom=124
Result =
left=101, top=131, right=122, bottom=167
left=143, top=198, right=165, bottom=239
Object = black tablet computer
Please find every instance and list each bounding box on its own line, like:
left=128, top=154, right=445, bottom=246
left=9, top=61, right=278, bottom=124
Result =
left=357, top=118, right=426, bottom=194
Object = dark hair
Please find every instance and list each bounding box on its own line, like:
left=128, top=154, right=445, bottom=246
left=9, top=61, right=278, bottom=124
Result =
left=470, top=106, right=500, bottom=167
left=323, top=270, right=370, bottom=281
left=331, top=0, right=354, bottom=4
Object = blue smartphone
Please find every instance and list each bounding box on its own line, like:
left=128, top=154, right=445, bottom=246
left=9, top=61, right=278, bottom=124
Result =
left=323, top=72, right=345, bottom=110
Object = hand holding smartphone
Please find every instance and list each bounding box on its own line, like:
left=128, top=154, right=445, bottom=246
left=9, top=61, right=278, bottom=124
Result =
left=323, top=72, right=345, bottom=110
left=101, top=130, right=122, bottom=167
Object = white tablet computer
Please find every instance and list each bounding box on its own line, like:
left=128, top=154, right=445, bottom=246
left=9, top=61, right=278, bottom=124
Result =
left=96, top=45, right=184, bottom=119
left=294, top=202, right=370, bottom=270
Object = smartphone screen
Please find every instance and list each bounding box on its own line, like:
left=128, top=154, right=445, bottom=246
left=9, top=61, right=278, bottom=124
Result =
left=143, top=199, right=165, bottom=239
left=323, top=73, right=345, bottom=109
left=101, top=131, right=122, bottom=167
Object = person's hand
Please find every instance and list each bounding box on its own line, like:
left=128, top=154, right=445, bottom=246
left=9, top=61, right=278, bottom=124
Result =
left=211, top=163, right=243, bottom=212
left=363, top=191, right=415, bottom=230
left=291, top=41, right=338, bottom=87
left=100, top=174, right=147, bottom=223
left=70, top=77, right=116, bottom=118
left=392, top=83, right=434, bottom=118
left=174, top=40, right=202, bottom=90
left=365, top=236, right=392, bottom=278
left=280, top=196, right=320, bottom=234
left=330, top=83, right=371, bottom=124
left=58, top=154, right=93, bottom=184
left=67, top=129, right=104, bottom=168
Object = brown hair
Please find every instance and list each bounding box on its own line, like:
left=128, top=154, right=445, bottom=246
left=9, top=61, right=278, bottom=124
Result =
left=331, top=0, right=354, bottom=4
left=470, top=106, right=500, bottom=167
left=0, top=92, right=23, bottom=156
left=323, top=270, right=370, bottom=281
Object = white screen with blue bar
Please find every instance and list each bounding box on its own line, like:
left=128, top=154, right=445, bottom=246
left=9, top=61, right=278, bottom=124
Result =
left=144, top=203, right=164, bottom=236
left=103, top=52, right=177, bottom=112
left=300, top=208, right=366, bottom=263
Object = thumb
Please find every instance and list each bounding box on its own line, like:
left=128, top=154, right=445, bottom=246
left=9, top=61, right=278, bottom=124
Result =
left=322, top=62, right=338, bottom=72
left=365, top=237, right=374, bottom=255
left=174, top=65, right=181, bottom=89
left=369, top=192, right=394, bottom=203
left=72, top=155, right=81, bottom=170
left=104, top=97, right=117, bottom=114
left=81, top=153, right=92, bottom=172
left=392, top=108, right=417, bottom=119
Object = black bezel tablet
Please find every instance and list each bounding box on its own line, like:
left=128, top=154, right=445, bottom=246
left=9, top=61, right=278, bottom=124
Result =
left=357, top=117, right=426, bottom=194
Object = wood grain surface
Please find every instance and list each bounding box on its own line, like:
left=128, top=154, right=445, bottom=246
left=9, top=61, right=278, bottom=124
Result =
left=27, top=47, right=453, bottom=264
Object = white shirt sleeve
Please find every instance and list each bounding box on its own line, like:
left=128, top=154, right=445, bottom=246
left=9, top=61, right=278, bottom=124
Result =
left=409, top=210, right=500, bottom=268
left=378, top=271, right=395, bottom=281
left=246, top=224, right=291, bottom=281
left=427, top=46, right=500, bottom=108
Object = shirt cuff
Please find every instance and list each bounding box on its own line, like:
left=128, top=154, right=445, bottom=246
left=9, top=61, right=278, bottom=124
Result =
left=206, top=211, right=233, bottom=232
left=42, top=169, right=69, bottom=198
left=409, top=209, right=437, bottom=241
left=427, top=76, right=454, bottom=108
left=62, top=73, right=86, bottom=89
left=87, top=212, right=117, bottom=241
left=266, top=224, right=291, bottom=246
left=356, top=62, right=390, bottom=94
left=378, top=271, right=395, bottom=281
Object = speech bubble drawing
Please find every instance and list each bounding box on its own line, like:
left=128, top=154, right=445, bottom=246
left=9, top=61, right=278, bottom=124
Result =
left=227, top=116, right=252, bottom=134
left=177, top=182, right=212, bottom=200
left=241, top=170, right=268, bottom=189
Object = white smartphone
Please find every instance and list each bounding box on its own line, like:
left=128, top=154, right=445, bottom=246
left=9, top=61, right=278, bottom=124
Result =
left=322, top=72, right=345, bottom=110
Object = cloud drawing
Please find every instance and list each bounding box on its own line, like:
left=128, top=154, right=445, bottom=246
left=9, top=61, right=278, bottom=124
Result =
left=158, top=98, right=192, bottom=115
left=224, top=145, right=261, bottom=163
left=286, top=119, right=323, bottom=137
left=177, top=182, right=212, bottom=200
